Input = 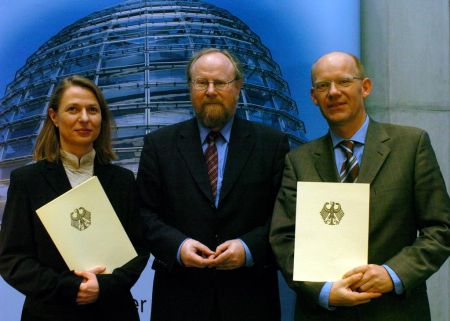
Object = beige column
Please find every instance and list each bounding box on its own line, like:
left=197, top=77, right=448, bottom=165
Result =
left=361, top=1, right=450, bottom=320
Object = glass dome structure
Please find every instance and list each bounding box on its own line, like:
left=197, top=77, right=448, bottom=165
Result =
left=0, top=0, right=306, bottom=213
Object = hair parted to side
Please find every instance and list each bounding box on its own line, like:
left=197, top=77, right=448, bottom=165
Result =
left=186, top=48, right=244, bottom=82
left=310, top=51, right=366, bottom=85
left=33, top=75, right=116, bottom=164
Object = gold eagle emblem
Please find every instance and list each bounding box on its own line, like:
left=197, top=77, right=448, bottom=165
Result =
left=70, top=207, right=91, bottom=231
left=320, top=202, right=344, bottom=225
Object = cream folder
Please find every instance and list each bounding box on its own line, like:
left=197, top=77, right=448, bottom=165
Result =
left=36, top=176, right=137, bottom=273
left=293, top=182, right=369, bottom=281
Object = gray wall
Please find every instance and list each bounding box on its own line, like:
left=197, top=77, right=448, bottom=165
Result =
left=361, top=1, right=450, bottom=320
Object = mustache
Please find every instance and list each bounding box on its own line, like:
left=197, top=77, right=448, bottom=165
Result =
left=202, top=98, right=223, bottom=103
left=202, top=101, right=223, bottom=105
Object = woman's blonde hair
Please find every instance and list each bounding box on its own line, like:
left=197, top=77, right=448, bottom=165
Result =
left=33, top=75, right=116, bottom=164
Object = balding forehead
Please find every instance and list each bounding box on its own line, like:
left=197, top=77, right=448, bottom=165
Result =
left=197, top=51, right=230, bottom=63
left=316, top=52, right=355, bottom=69
left=191, top=52, right=233, bottom=72
left=311, top=52, right=359, bottom=81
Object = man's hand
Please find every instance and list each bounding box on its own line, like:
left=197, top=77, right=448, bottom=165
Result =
left=74, top=266, right=105, bottom=305
left=329, top=273, right=382, bottom=306
left=180, top=239, right=215, bottom=268
left=343, top=264, right=394, bottom=293
left=210, top=239, right=245, bottom=270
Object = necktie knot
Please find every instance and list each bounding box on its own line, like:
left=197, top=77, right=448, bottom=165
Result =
left=339, top=140, right=355, bottom=155
left=207, top=131, right=220, bottom=144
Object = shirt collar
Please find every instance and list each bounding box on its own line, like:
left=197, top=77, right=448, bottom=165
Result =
left=198, top=116, right=234, bottom=144
left=330, top=116, right=369, bottom=148
left=60, top=149, right=96, bottom=169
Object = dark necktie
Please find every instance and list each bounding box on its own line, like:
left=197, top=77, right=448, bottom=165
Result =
left=339, top=140, right=359, bottom=183
left=205, top=131, right=220, bottom=198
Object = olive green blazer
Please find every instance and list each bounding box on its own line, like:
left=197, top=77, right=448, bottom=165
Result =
left=270, top=120, right=450, bottom=321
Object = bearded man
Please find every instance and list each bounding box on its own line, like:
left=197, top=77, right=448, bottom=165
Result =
left=137, top=48, right=289, bottom=321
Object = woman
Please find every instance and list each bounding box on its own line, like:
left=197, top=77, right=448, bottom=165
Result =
left=0, top=75, right=148, bottom=321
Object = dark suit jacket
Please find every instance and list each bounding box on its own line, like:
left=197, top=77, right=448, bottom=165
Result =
left=137, top=116, right=289, bottom=321
left=270, top=120, right=450, bottom=321
left=0, top=159, right=148, bottom=321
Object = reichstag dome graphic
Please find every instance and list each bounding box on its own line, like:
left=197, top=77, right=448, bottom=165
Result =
left=0, top=0, right=306, bottom=212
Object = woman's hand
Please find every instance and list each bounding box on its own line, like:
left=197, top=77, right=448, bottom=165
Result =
left=74, top=266, right=105, bottom=305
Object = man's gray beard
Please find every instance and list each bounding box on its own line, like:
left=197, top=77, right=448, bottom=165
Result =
left=200, top=114, right=228, bottom=129
left=196, top=106, right=233, bottom=129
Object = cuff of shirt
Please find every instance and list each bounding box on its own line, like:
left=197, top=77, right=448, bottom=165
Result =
left=238, top=239, right=254, bottom=267
left=383, top=264, right=404, bottom=295
left=319, top=282, right=336, bottom=310
left=177, top=238, right=190, bottom=265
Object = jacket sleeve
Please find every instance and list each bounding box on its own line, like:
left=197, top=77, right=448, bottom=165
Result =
left=385, top=131, right=450, bottom=291
left=96, top=168, right=149, bottom=302
left=270, top=153, right=325, bottom=306
left=136, top=134, right=188, bottom=272
left=240, top=132, right=290, bottom=266
left=0, top=170, right=81, bottom=304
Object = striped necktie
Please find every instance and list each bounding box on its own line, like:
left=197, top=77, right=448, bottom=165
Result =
left=205, top=131, right=220, bottom=198
left=339, top=140, right=359, bottom=183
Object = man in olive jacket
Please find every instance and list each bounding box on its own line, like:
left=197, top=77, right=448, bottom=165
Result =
left=270, top=51, right=450, bottom=321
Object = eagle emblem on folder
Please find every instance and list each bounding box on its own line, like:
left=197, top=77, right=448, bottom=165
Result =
left=70, top=207, right=91, bottom=231
left=320, top=202, right=344, bottom=225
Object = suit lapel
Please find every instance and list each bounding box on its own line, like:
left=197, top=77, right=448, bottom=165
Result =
left=42, top=160, right=72, bottom=196
left=313, top=134, right=340, bottom=182
left=219, top=117, right=255, bottom=204
left=177, top=118, right=214, bottom=202
left=358, top=121, right=391, bottom=183
left=94, top=161, right=114, bottom=189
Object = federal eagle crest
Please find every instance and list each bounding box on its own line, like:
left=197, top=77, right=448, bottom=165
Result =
left=70, top=207, right=91, bottom=231
left=320, top=202, right=344, bottom=225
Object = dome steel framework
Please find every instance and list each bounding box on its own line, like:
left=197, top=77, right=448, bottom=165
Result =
left=0, top=0, right=306, bottom=197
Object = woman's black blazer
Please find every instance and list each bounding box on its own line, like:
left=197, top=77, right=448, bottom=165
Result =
left=0, top=159, right=148, bottom=321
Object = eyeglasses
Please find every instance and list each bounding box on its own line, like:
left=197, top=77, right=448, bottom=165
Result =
left=313, top=77, right=362, bottom=92
left=191, top=78, right=237, bottom=91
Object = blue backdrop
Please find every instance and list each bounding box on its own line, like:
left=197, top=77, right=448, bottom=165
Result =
left=0, top=1, right=360, bottom=320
